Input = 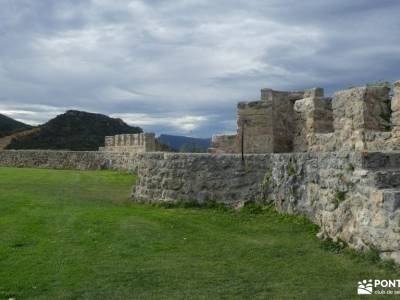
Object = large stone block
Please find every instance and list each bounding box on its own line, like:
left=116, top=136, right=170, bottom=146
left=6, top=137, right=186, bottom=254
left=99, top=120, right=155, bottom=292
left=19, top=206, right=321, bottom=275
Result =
left=331, top=86, right=392, bottom=151
left=333, top=86, right=390, bottom=131
left=392, top=81, right=400, bottom=131
left=293, top=95, right=333, bottom=152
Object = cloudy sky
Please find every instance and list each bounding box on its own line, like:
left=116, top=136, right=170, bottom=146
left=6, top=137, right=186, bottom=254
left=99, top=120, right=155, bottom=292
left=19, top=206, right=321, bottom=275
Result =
left=0, top=0, right=399, bottom=137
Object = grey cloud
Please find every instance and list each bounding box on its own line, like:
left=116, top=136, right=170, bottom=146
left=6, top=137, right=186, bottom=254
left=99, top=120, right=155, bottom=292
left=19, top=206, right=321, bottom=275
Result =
left=0, top=0, right=399, bottom=137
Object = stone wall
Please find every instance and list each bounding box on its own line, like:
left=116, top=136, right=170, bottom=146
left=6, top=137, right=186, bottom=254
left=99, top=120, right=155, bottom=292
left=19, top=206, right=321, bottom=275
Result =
left=236, top=89, right=310, bottom=153
left=293, top=91, right=333, bottom=152
left=213, top=83, right=400, bottom=154
left=99, top=133, right=156, bottom=153
left=386, top=82, right=400, bottom=150
left=237, top=101, right=273, bottom=153
left=393, top=82, right=400, bottom=133
left=0, top=150, right=138, bottom=171
left=133, top=151, right=400, bottom=263
left=266, top=151, right=400, bottom=262
left=327, top=86, right=392, bottom=152
left=209, top=134, right=237, bottom=153
left=134, top=153, right=270, bottom=204
left=234, top=87, right=330, bottom=153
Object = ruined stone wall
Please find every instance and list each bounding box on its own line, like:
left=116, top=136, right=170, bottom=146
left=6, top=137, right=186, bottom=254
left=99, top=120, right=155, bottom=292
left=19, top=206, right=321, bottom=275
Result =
left=266, top=151, right=400, bottom=262
left=385, top=82, right=400, bottom=150
left=214, top=83, right=400, bottom=154
left=0, top=150, right=138, bottom=171
left=293, top=89, right=334, bottom=152
left=330, top=86, right=391, bottom=151
left=133, top=151, right=400, bottom=263
left=100, top=133, right=156, bottom=153
left=270, top=92, right=295, bottom=152
left=134, top=153, right=270, bottom=204
left=2, top=83, right=400, bottom=263
left=237, top=101, right=273, bottom=153
left=393, top=82, right=400, bottom=134
left=209, top=134, right=237, bottom=153
left=282, top=85, right=397, bottom=153
left=236, top=89, right=307, bottom=154
left=232, top=87, right=331, bottom=154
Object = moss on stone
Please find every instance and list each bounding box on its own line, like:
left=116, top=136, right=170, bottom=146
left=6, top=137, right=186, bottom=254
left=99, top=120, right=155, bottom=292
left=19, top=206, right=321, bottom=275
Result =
left=333, top=190, right=347, bottom=208
left=262, top=168, right=272, bottom=188
left=287, top=163, right=296, bottom=176
left=346, top=163, right=355, bottom=172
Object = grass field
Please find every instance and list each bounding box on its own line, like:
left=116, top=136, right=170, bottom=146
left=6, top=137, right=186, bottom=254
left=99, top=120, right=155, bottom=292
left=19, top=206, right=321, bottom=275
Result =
left=0, top=167, right=399, bottom=299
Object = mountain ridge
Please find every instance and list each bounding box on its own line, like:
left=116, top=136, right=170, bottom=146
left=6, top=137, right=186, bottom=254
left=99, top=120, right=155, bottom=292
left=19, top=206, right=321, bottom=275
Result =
left=157, top=134, right=211, bottom=152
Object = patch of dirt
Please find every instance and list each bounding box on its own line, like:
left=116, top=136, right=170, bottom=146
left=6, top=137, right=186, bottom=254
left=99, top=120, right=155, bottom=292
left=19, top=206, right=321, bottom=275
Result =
left=0, top=127, right=40, bottom=150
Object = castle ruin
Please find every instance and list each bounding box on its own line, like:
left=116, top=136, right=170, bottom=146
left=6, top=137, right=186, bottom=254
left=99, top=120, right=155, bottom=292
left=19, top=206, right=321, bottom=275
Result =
left=210, top=82, right=400, bottom=154
left=1, top=81, right=400, bottom=263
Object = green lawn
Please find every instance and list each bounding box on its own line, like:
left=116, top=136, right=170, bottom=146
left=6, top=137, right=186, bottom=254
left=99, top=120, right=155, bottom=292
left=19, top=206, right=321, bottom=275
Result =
left=0, top=167, right=398, bottom=299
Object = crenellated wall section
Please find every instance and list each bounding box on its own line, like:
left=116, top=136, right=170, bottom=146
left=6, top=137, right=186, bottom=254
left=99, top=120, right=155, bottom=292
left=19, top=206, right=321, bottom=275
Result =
left=211, top=82, right=400, bottom=154
left=99, top=133, right=156, bottom=153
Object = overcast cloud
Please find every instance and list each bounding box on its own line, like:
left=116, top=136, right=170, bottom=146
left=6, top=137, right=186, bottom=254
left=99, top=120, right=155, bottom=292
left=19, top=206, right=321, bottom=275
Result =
left=0, top=0, right=399, bottom=137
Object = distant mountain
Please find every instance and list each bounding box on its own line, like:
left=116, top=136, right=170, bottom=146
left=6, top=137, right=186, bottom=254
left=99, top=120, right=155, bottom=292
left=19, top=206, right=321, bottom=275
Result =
left=6, top=110, right=142, bottom=151
left=157, top=134, right=211, bottom=153
left=0, top=114, right=32, bottom=138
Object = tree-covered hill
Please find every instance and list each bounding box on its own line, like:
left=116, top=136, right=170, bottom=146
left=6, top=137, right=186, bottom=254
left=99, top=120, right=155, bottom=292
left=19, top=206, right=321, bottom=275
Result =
left=0, top=114, right=32, bottom=138
left=6, top=110, right=142, bottom=151
left=157, top=134, right=211, bottom=153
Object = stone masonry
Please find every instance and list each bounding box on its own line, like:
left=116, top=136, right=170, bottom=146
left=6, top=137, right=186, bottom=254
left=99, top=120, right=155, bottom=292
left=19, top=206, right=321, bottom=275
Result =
left=211, top=83, right=397, bottom=154
left=99, top=132, right=156, bottom=153
left=208, top=134, right=237, bottom=154
left=0, top=150, right=138, bottom=171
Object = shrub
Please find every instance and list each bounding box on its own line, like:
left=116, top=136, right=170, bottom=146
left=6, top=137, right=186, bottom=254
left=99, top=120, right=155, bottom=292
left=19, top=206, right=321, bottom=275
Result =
left=241, top=202, right=264, bottom=215
left=320, top=238, right=346, bottom=254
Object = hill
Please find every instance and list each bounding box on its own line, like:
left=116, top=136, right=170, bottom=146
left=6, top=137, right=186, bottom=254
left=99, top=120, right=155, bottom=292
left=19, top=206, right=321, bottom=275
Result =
left=0, top=114, right=32, bottom=138
left=6, top=110, right=142, bottom=151
left=157, top=134, right=211, bottom=152
left=0, top=128, right=39, bottom=150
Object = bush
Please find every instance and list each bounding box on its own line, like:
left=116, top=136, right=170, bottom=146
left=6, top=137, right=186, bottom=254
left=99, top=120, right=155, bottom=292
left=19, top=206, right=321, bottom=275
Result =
left=320, top=238, right=346, bottom=254
left=240, top=202, right=264, bottom=215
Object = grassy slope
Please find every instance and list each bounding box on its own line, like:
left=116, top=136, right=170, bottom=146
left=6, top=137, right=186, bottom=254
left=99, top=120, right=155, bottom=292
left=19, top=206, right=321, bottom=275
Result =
left=0, top=168, right=398, bottom=299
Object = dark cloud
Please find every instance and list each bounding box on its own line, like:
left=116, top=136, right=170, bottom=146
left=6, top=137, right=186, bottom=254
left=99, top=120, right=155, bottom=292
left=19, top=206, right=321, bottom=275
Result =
left=0, top=0, right=399, bottom=137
